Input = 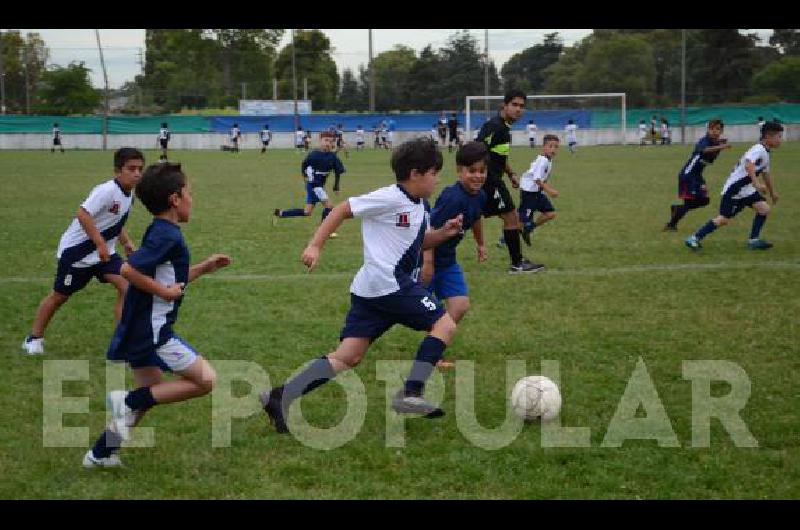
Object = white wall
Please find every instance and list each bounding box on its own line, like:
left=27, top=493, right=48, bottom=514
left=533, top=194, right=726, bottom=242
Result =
left=1, top=124, right=795, bottom=150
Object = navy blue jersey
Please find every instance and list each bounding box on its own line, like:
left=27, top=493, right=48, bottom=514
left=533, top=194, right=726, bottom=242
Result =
left=107, top=218, right=190, bottom=363
left=430, top=182, right=486, bottom=269
left=680, top=134, right=722, bottom=179
left=302, top=150, right=345, bottom=187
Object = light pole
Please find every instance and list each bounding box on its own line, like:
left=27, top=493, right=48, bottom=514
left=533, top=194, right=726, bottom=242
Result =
left=95, top=29, right=110, bottom=150
left=680, top=29, right=687, bottom=145
left=368, top=29, right=375, bottom=112
left=291, top=28, right=298, bottom=131
left=484, top=29, right=489, bottom=120
left=0, top=30, right=6, bottom=115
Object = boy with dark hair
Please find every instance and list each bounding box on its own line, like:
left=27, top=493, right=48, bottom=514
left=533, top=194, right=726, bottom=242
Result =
left=52, top=123, right=65, bottom=153
left=664, top=119, right=732, bottom=231
left=260, top=137, right=465, bottom=434
left=437, top=115, right=448, bottom=148
left=355, top=125, right=365, bottom=150
left=477, top=89, right=543, bottom=273
left=230, top=123, right=242, bottom=152
left=335, top=123, right=349, bottom=158
left=22, top=148, right=143, bottom=355
left=158, top=122, right=171, bottom=161
left=274, top=131, right=346, bottom=238
left=685, top=121, right=783, bottom=251
left=83, top=162, right=231, bottom=467
left=260, top=124, right=272, bottom=154
left=518, top=134, right=560, bottom=248
left=295, top=126, right=306, bottom=151
left=447, top=113, right=459, bottom=152
left=526, top=119, right=538, bottom=148
left=565, top=118, right=578, bottom=154
left=660, top=117, right=671, bottom=145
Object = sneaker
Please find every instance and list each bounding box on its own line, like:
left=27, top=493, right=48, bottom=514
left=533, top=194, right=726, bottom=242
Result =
left=496, top=235, right=506, bottom=248
left=391, top=390, right=445, bottom=418
left=259, top=387, right=289, bottom=434
left=436, top=358, right=455, bottom=370
left=663, top=224, right=677, bottom=232
left=82, top=450, right=123, bottom=469
left=329, top=232, right=339, bottom=239
left=684, top=236, right=702, bottom=251
left=747, top=239, right=773, bottom=250
left=509, top=259, right=545, bottom=274
left=106, top=391, right=136, bottom=441
left=272, top=209, right=280, bottom=227
left=21, top=335, right=44, bottom=355
left=520, top=227, right=533, bottom=247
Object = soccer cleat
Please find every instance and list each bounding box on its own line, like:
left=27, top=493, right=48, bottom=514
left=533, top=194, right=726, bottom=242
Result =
left=260, top=387, right=289, bottom=434
left=82, top=450, right=123, bottom=469
left=21, top=335, right=44, bottom=355
left=436, top=358, right=455, bottom=370
left=520, top=226, right=533, bottom=247
left=328, top=232, right=339, bottom=239
left=747, top=239, right=773, bottom=250
left=391, top=390, right=445, bottom=418
left=106, top=391, right=136, bottom=441
left=509, top=259, right=545, bottom=274
left=272, top=209, right=281, bottom=227
left=684, top=236, right=702, bottom=251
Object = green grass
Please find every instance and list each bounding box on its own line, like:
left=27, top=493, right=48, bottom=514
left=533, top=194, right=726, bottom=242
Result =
left=1, top=142, right=799, bottom=499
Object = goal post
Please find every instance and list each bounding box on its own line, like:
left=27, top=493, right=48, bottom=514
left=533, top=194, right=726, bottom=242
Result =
left=465, top=93, right=627, bottom=146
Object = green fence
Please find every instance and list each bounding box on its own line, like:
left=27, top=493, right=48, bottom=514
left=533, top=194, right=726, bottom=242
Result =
left=592, top=103, right=800, bottom=128
left=0, top=115, right=210, bottom=133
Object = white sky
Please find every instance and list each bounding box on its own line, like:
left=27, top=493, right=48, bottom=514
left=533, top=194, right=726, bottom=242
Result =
left=13, top=28, right=775, bottom=89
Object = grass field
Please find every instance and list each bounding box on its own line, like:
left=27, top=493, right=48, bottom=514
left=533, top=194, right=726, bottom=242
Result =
left=1, top=142, right=798, bottom=499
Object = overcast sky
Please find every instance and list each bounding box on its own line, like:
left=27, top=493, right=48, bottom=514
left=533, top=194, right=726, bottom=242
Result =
left=14, top=28, right=775, bottom=89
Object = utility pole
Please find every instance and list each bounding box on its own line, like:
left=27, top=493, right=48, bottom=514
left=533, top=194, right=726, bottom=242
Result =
left=95, top=29, right=110, bottom=150
left=22, top=45, right=30, bottom=114
left=680, top=29, right=687, bottom=145
left=368, top=29, right=375, bottom=112
left=241, top=81, right=247, bottom=101
left=273, top=78, right=277, bottom=100
left=0, top=30, right=6, bottom=115
left=136, top=47, right=144, bottom=114
left=484, top=29, right=489, bottom=120
left=291, top=29, right=298, bottom=131
left=303, top=77, right=307, bottom=101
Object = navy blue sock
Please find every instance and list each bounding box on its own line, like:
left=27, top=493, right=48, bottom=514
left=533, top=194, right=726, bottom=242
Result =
left=280, top=208, right=306, bottom=217
left=695, top=220, right=718, bottom=240
left=282, top=356, right=337, bottom=407
left=91, top=429, right=123, bottom=458
left=750, top=214, right=767, bottom=240
left=404, top=336, right=447, bottom=396
left=124, top=387, right=157, bottom=412
left=321, top=207, right=332, bottom=221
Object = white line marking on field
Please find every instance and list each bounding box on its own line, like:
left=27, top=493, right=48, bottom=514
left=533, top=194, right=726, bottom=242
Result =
left=2, top=261, right=798, bottom=284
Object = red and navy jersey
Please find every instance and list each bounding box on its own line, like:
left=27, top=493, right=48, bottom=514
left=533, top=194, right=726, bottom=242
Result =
left=680, top=134, right=722, bottom=179
left=430, top=182, right=486, bottom=269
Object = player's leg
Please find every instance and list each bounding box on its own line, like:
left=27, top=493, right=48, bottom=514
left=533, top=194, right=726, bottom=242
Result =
left=686, top=203, right=733, bottom=250
left=102, top=273, right=128, bottom=324
left=748, top=199, right=772, bottom=249
left=24, top=291, right=70, bottom=353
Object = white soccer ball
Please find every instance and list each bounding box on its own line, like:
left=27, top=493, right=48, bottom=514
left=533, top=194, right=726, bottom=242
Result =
left=510, top=376, right=562, bottom=422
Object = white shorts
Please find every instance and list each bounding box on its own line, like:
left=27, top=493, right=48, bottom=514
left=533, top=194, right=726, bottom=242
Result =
left=387, top=131, right=394, bottom=141
left=157, top=337, right=199, bottom=372
left=313, top=186, right=329, bottom=202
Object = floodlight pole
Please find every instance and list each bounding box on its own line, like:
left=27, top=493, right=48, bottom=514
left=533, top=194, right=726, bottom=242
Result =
left=368, top=29, right=375, bottom=112
left=95, top=29, right=110, bottom=150
left=22, top=45, right=30, bottom=114
left=484, top=29, right=489, bottom=120
left=291, top=28, right=299, bottom=131
left=680, top=29, right=687, bottom=145
left=0, top=30, right=6, bottom=115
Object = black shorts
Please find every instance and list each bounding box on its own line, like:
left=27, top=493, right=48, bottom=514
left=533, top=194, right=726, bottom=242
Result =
left=262, top=140, right=270, bottom=146
left=519, top=190, right=555, bottom=216
left=719, top=191, right=764, bottom=219
left=449, top=129, right=458, bottom=141
left=340, top=286, right=446, bottom=341
left=482, top=179, right=515, bottom=217
left=54, top=254, right=123, bottom=296
left=159, top=139, right=168, bottom=149
left=336, top=138, right=344, bottom=148
left=53, top=138, right=62, bottom=146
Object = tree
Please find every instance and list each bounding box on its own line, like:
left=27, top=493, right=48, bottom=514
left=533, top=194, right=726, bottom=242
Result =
left=337, top=67, right=364, bottom=111
left=753, top=56, right=800, bottom=101
left=577, top=32, right=656, bottom=106
left=371, top=45, right=417, bottom=111
left=275, top=30, right=340, bottom=110
left=406, top=45, right=441, bottom=110
left=769, top=29, right=800, bottom=55
left=0, top=31, right=49, bottom=113
left=36, top=62, right=102, bottom=115
left=686, top=29, right=761, bottom=103
left=501, top=33, right=563, bottom=93
left=435, top=31, right=501, bottom=110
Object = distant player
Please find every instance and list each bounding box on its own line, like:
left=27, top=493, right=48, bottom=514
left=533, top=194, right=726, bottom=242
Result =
left=230, top=123, right=242, bottom=152
left=380, top=122, right=389, bottom=150
left=295, top=126, right=306, bottom=151
left=157, top=122, right=170, bottom=161
left=304, top=129, right=312, bottom=151
left=664, top=119, right=732, bottom=231
left=447, top=113, right=459, bottom=152
left=518, top=134, right=560, bottom=247
left=259, top=137, right=465, bottom=434
left=430, top=123, right=438, bottom=142
left=437, top=115, right=448, bottom=148
left=52, top=123, right=65, bottom=153
left=260, top=124, right=272, bottom=154
left=757, top=116, right=765, bottom=137
left=22, top=148, right=144, bottom=355
left=387, top=119, right=396, bottom=149
left=565, top=119, right=578, bottom=154
left=685, top=121, right=783, bottom=251
left=660, top=118, right=671, bottom=145
left=274, top=131, right=346, bottom=238
left=373, top=124, right=382, bottom=148
left=335, top=123, right=349, bottom=158
left=650, top=115, right=658, bottom=145
left=83, top=162, right=231, bottom=468
left=526, top=119, right=538, bottom=148
left=355, top=125, right=365, bottom=150
left=638, top=120, right=648, bottom=146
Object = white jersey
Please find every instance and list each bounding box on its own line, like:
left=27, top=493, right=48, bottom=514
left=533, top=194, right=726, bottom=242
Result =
left=159, top=128, right=170, bottom=141
left=53, top=127, right=61, bottom=140
left=526, top=123, right=538, bottom=138
left=639, top=123, right=648, bottom=138
left=758, top=121, right=765, bottom=134
left=296, top=130, right=305, bottom=146
left=520, top=155, right=552, bottom=193
left=356, top=129, right=365, bottom=142
left=348, top=184, right=428, bottom=298
left=566, top=124, right=577, bottom=142
left=430, top=128, right=437, bottom=139
left=661, top=123, right=670, bottom=138
left=57, top=179, right=134, bottom=267
left=230, top=127, right=240, bottom=140
left=260, top=129, right=271, bottom=142
left=722, top=143, right=771, bottom=200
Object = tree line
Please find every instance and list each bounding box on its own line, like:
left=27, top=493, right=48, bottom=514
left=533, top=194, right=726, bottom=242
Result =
left=1, top=29, right=798, bottom=115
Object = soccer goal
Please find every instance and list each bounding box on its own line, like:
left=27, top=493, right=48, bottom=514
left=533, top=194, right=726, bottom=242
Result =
left=465, top=93, right=627, bottom=146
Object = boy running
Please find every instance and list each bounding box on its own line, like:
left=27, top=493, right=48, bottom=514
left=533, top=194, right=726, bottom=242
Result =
left=518, top=134, right=560, bottom=248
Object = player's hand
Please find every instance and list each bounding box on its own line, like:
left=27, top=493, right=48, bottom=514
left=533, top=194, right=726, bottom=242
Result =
left=477, top=245, right=488, bottom=262
left=123, top=241, right=136, bottom=256
left=770, top=192, right=779, bottom=205
left=756, top=184, right=768, bottom=196
left=549, top=189, right=560, bottom=199
left=205, top=254, right=232, bottom=274
left=509, top=173, right=520, bottom=188
left=98, top=246, right=111, bottom=263
left=442, top=214, right=464, bottom=237
left=302, top=245, right=321, bottom=272
left=162, top=283, right=185, bottom=301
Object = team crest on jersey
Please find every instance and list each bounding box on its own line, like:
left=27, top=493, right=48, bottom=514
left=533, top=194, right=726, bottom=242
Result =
left=109, top=202, right=121, bottom=214
left=396, top=212, right=411, bottom=228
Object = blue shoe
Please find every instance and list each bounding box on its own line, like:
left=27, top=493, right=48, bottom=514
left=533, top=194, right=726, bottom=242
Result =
left=747, top=239, right=773, bottom=250
left=684, top=236, right=702, bottom=251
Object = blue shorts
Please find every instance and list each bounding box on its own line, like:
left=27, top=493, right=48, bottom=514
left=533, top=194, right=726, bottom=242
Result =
left=519, top=190, right=554, bottom=219
left=429, top=263, right=468, bottom=299
left=53, top=253, right=123, bottom=296
left=111, top=335, right=198, bottom=373
left=305, top=183, right=329, bottom=205
left=340, top=285, right=446, bottom=341
left=719, top=191, right=764, bottom=219
left=679, top=172, right=708, bottom=200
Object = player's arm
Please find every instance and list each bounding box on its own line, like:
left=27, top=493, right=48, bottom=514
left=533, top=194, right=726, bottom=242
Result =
left=745, top=160, right=768, bottom=196
left=423, top=214, right=464, bottom=250
left=302, top=201, right=354, bottom=271
left=762, top=172, right=778, bottom=204
left=333, top=157, right=345, bottom=192
left=76, top=207, right=111, bottom=262
left=421, top=249, right=434, bottom=286
left=119, top=228, right=136, bottom=256
left=539, top=181, right=560, bottom=198
left=472, top=217, right=487, bottom=262
left=505, top=161, right=519, bottom=188
left=189, top=254, right=232, bottom=282
left=120, top=262, right=184, bottom=301
left=702, top=144, right=731, bottom=154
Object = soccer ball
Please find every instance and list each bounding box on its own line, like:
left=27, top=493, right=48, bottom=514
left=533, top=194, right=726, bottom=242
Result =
left=510, top=376, right=562, bottom=422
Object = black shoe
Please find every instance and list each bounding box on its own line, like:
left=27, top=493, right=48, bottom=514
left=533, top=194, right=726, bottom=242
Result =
left=509, top=258, right=545, bottom=273
left=520, top=227, right=532, bottom=247
left=259, top=387, right=289, bottom=434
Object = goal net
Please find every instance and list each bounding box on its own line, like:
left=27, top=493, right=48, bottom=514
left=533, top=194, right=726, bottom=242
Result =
left=465, top=93, right=627, bottom=146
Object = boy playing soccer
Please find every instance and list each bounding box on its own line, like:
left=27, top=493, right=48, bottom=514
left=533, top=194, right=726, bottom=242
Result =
left=664, top=118, right=732, bottom=231
left=83, top=162, right=231, bottom=468
left=565, top=119, right=578, bottom=154
left=158, top=122, right=171, bottom=161
left=685, top=121, right=783, bottom=251
left=527, top=119, right=538, bottom=148
left=52, top=123, right=65, bottom=153
left=259, top=137, right=465, bottom=434
left=273, top=131, right=346, bottom=238
left=355, top=125, right=365, bottom=150
left=22, top=148, right=143, bottom=355
left=518, top=134, right=560, bottom=248
left=260, top=124, right=272, bottom=154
